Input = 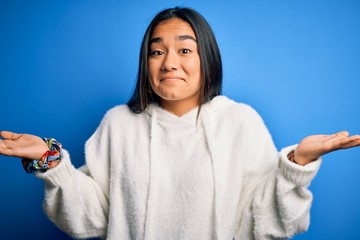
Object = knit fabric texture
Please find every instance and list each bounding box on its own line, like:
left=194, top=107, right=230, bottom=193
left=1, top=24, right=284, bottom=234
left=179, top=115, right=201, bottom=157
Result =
left=36, top=96, right=321, bottom=240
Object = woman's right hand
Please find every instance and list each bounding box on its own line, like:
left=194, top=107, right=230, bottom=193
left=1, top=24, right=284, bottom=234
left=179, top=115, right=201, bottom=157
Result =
left=0, top=131, right=49, bottom=160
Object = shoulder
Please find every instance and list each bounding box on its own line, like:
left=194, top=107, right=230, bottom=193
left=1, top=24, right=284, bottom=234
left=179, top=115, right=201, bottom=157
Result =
left=202, top=96, right=273, bottom=148
left=205, top=96, right=274, bottom=147
left=103, top=104, right=147, bottom=122
left=95, top=104, right=149, bottom=132
left=203, top=96, right=262, bottom=122
left=103, top=104, right=132, bottom=118
left=86, top=104, right=150, bottom=146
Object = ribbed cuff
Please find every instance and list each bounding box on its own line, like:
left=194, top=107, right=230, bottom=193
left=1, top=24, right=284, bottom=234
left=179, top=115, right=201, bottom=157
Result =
left=279, top=145, right=322, bottom=186
left=34, top=149, right=77, bottom=187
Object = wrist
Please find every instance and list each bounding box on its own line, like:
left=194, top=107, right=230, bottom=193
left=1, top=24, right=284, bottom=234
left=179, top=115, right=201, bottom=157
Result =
left=287, top=150, right=307, bottom=166
left=22, top=138, right=63, bottom=173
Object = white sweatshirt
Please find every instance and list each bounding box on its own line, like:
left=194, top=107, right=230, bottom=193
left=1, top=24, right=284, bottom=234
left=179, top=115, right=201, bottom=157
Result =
left=36, top=96, right=321, bottom=240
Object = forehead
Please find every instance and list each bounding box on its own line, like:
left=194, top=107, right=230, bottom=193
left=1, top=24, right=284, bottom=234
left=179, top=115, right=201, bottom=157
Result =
left=151, top=18, right=196, bottom=38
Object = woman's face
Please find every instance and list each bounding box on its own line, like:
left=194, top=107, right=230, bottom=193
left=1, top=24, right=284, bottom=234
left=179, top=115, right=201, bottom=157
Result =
left=148, top=18, right=202, bottom=116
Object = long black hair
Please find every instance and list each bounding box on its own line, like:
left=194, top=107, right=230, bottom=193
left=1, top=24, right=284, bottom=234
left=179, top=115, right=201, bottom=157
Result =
left=127, top=7, right=222, bottom=113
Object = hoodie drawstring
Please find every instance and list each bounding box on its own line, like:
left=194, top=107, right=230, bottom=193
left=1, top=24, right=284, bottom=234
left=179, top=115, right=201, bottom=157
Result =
left=201, top=111, right=219, bottom=240
left=143, top=107, right=158, bottom=240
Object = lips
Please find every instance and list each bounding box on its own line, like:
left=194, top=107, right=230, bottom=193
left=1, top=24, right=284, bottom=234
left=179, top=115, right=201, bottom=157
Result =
left=160, top=76, right=184, bottom=82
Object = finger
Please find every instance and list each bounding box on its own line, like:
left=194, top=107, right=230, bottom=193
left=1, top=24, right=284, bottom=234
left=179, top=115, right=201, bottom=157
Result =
left=0, top=131, right=21, bottom=140
left=325, top=131, right=351, bottom=143
left=321, top=133, right=352, bottom=152
left=0, top=140, right=16, bottom=156
left=347, top=134, right=360, bottom=141
left=322, top=134, right=342, bottom=145
left=320, top=131, right=349, bottom=142
left=334, top=131, right=349, bottom=138
left=0, top=131, right=5, bottom=139
left=338, top=134, right=360, bottom=144
left=339, top=136, right=360, bottom=149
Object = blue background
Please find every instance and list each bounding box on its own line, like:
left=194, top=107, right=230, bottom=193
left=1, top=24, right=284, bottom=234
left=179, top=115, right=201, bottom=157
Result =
left=1, top=0, right=359, bottom=239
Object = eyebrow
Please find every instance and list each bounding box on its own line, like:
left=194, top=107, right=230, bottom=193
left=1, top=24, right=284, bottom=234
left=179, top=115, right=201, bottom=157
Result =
left=150, top=35, right=197, bottom=45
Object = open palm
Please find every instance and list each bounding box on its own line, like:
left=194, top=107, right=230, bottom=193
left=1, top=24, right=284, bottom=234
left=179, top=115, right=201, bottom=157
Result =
left=295, top=131, right=360, bottom=165
left=0, top=131, right=48, bottom=160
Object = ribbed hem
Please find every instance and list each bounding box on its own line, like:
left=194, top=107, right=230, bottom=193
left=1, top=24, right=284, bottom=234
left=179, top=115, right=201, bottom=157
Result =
left=279, top=145, right=322, bottom=186
left=34, top=149, right=77, bottom=187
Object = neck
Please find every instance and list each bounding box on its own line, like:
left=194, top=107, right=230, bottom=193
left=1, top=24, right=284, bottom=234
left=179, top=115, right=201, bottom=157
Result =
left=160, top=99, right=199, bottom=117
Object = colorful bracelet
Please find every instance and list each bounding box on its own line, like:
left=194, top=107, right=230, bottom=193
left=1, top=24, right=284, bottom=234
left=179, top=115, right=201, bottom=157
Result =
left=22, top=138, right=63, bottom=173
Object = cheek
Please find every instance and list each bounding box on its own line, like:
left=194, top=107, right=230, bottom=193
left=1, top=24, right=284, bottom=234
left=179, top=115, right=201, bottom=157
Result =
left=146, top=64, right=155, bottom=90
left=148, top=77, right=158, bottom=95
left=188, top=58, right=202, bottom=83
left=147, top=62, right=158, bottom=86
left=148, top=62, right=155, bottom=78
left=188, top=55, right=201, bottom=72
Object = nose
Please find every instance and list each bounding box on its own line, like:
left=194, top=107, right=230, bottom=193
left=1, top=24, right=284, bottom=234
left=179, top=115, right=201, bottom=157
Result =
left=161, top=50, right=179, bottom=72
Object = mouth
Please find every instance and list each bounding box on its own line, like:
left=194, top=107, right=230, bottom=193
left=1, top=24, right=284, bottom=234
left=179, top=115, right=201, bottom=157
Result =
left=160, top=77, right=184, bottom=82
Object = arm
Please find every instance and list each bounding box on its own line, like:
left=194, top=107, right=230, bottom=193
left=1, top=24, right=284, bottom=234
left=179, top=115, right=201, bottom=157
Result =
left=236, top=145, right=321, bottom=239
left=36, top=151, right=109, bottom=239
left=234, top=106, right=360, bottom=239
left=0, top=130, right=110, bottom=239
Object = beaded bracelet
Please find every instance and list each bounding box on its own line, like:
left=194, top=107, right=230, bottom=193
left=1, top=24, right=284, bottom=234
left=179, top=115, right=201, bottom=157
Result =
left=22, top=138, right=63, bottom=173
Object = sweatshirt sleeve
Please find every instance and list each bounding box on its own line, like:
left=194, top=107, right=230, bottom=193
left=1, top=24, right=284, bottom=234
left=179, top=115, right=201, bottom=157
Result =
left=34, top=111, right=116, bottom=239
left=234, top=105, right=321, bottom=240
left=35, top=151, right=109, bottom=239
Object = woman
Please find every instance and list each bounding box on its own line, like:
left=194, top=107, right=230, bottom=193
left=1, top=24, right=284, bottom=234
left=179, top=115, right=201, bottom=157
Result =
left=0, top=7, right=359, bottom=240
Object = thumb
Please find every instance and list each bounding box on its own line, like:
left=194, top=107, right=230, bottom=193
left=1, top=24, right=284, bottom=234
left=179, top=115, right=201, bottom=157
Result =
left=0, top=131, right=22, bottom=140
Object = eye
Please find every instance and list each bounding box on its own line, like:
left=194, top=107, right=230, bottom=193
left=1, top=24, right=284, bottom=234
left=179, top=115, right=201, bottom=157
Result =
left=149, top=50, right=164, bottom=56
left=180, top=49, right=192, bottom=54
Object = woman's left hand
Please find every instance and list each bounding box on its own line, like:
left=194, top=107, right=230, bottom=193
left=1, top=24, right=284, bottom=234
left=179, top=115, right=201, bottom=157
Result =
left=294, top=131, right=360, bottom=166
